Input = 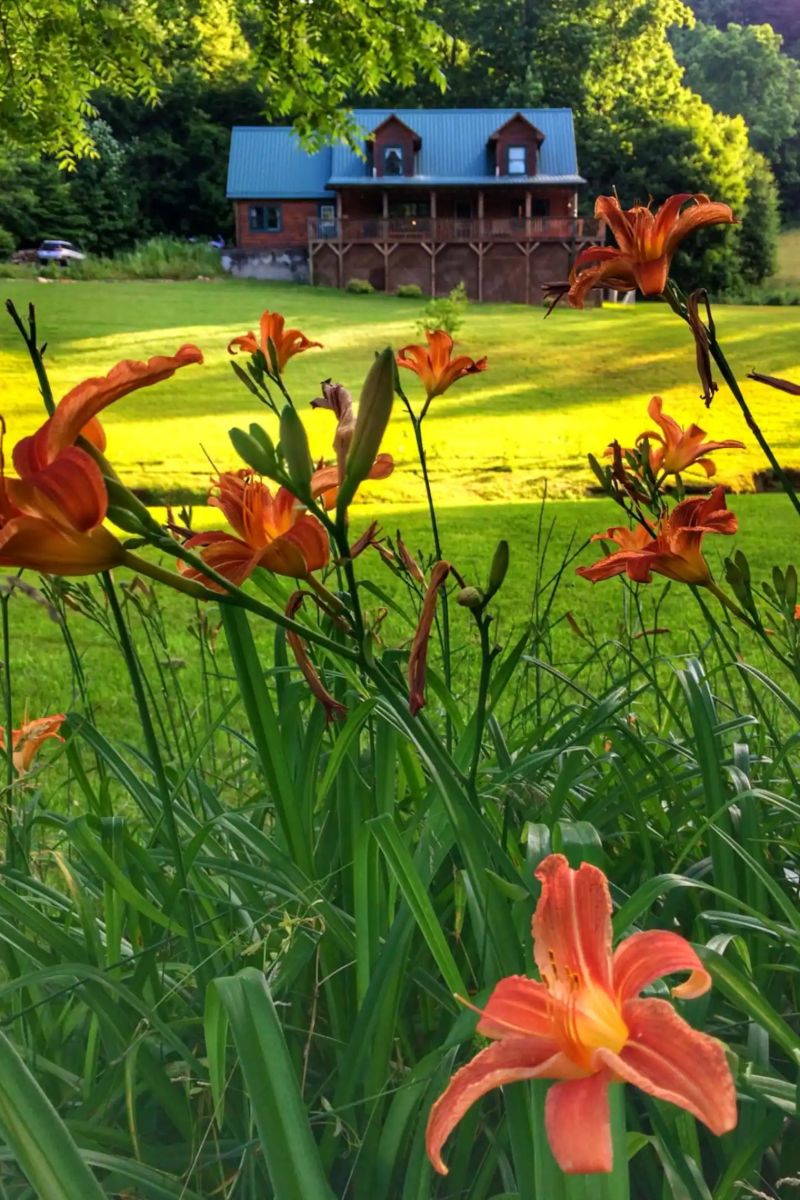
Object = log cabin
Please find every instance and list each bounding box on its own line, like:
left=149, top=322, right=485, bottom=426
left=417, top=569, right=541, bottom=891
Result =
left=225, top=108, right=605, bottom=304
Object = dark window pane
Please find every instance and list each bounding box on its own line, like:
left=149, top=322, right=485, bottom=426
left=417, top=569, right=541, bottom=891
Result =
left=384, top=146, right=404, bottom=176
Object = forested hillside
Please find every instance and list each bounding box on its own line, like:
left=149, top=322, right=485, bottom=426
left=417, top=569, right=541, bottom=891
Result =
left=2, top=0, right=798, bottom=292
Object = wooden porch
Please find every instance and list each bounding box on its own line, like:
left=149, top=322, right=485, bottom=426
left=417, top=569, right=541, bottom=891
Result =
left=307, top=215, right=605, bottom=302
left=307, top=215, right=604, bottom=243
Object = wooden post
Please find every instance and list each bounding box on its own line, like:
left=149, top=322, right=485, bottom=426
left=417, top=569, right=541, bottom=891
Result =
left=336, top=193, right=343, bottom=289
left=524, top=190, right=532, bottom=239
left=477, top=189, right=484, bottom=236
left=382, top=188, right=388, bottom=239
left=430, top=189, right=437, bottom=240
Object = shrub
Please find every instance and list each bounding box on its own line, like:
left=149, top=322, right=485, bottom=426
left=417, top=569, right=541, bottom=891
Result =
left=0, top=236, right=224, bottom=280
left=345, top=277, right=375, bottom=293
left=396, top=282, right=424, bottom=298
left=0, top=226, right=15, bottom=258
left=416, top=280, right=468, bottom=336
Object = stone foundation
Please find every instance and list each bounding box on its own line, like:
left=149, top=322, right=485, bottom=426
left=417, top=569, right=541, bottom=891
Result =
left=221, top=247, right=309, bottom=283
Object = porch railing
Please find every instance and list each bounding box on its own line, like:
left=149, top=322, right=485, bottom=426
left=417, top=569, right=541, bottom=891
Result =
left=307, top=216, right=604, bottom=242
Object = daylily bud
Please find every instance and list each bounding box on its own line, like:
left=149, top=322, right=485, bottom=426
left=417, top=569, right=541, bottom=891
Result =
left=229, top=425, right=280, bottom=479
left=456, top=586, right=483, bottom=609
left=337, top=347, right=395, bottom=517
left=103, top=477, right=163, bottom=537
left=485, top=539, right=509, bottom=601
left=279, top=404, right=313, bottom=498
left=409, top=561, right=451, bottom=715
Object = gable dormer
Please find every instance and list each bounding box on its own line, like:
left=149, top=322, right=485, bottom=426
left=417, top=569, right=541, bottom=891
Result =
left=370, top=115, right=422, bottom=178
left=487, top=113, right=545, bottom=177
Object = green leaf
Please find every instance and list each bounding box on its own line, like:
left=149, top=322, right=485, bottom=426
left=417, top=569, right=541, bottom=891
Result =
left=216, top=968, right=335, bottom=1200
left=0, top=1029, right=106, bottom=1200
left=368, top=813, right=467, bottom=998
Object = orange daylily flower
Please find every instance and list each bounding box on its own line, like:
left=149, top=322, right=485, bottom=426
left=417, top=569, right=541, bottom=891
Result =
left=0, top=345, right=202, bottom=577
left=568, top=194, right=737, bottom=309
left=0, top=443, right=124, bottom=576
left=0, top=714, right=66, bottom=774
left=179, top=470, right=329, bottom=588
left=14, top=345, right=203, bottom=475
left=577, top=486, right=737, bottom=586
left=427, top=854, right=736, bottom=1176
left=633, top=396, right=744, bottom=478
left=309, top=378, right=395, bottom=507
left=396, top=331, right=487, bottom=403
left=309, top=455, right=394, bottom=510
left=228, top=310, right=322, bottom=374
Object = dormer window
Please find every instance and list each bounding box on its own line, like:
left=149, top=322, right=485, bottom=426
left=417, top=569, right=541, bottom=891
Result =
left=383, top=146, right=404, bottom=176
left=508, top=146, right=527, bottom=175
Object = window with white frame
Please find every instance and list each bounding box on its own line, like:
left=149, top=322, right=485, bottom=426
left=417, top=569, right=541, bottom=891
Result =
left=383, top=146, right=404, bottom=176
left=507, top=146, right=527, bottom=175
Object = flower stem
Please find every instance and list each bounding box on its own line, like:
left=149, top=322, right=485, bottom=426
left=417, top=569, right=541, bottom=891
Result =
left=101, top=571, right=204, bottom=981
left=408, top=413, right=453, bottom=739
left=468, top=615, right=495, bottom=793
left=123, top=548, right=359, bottom=661
left=0, top=595, right=23, bottom=870
left=708, top=339, right=800, bottom=520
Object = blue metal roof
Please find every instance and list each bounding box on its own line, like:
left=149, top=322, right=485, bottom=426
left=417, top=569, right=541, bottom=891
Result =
left=227, top=109, right=583, bottom=198
left=226, top=128, right=332, bottom=199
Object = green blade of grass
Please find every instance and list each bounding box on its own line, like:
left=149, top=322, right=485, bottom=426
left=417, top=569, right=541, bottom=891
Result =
left=215, top=966, right=335, bottom=1200
left=0, top=1028, right=106, bottom=1200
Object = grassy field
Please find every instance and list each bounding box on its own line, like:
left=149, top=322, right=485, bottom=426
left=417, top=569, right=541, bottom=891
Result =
left=2, top=277, right=799, bottom=739
left=770, top=225, right=800, bottom=290
left=1, top=277, right=799, bottom=505
left=9, top=492, right=798, bottom=746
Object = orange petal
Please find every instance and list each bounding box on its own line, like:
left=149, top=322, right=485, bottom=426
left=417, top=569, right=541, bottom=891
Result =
left=533, top=855, right=614, bottom=994
left=545, top=1070, right=613, bottom=1173
left=567, top=256, right=636, bottom=309
left=15, top=344, right=203, bottom=471
left=228, top=332, right=258, bottom=355
left=599, top=998, right=737, bottom=1136
left=180, top=531, right=256, bottom=588
left=0, top=517, right=123, bottom=575
left=577, top=547, right=658, bottom=584
left=613, top=931, right=711, bottom=1002
left=595, top=196, right=635, bottom=254
left=4, top=713, right=66, bottom=773
left=426, top=1037, right=577, bottom=1175
left=665, top=198, right=737, bottom=258
left=8, top=447, right=108, bottom=532
left=632, top=256, right=669, bottom=296
left=475, top=975, right=552, bottom=1039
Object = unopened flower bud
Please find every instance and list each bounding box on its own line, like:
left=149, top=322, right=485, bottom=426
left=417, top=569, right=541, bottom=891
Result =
left=279, top=404, right=313, bottom=498
left=337, top=347, right=395, bottom=515
left=456, top=586, right=483, bottom=609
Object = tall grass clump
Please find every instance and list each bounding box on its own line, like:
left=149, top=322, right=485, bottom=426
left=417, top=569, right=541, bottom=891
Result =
left=0, top=236, right=224, bottom=280
left=0, top=190, right=797, bottom=1200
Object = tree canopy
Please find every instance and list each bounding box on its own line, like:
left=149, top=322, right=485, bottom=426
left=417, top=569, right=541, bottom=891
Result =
left=0, top=0, right=450, bottom=162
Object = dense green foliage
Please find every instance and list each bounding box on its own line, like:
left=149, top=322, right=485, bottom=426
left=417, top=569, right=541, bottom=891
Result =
left=2, top=1, right=797, bottom=286
left=674, top=20, right=800, bottom=216
left=0, top=0, right=447, bottom=162
left=1, top=287, right=800, bottom=1197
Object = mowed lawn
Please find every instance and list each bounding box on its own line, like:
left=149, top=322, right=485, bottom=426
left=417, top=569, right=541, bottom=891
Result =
left=1, top=277, right=799, bottom=504
left=2, top=277, right=800, bottom=740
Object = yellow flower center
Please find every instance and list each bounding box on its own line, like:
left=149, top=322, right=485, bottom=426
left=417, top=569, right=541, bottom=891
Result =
left=543, top=957, right=629, bottom=1070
